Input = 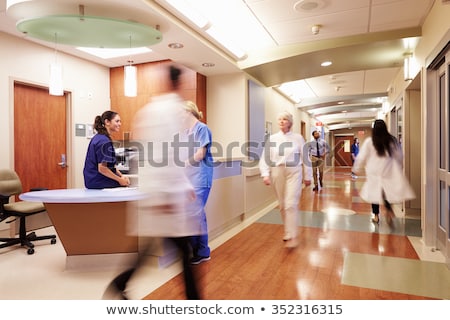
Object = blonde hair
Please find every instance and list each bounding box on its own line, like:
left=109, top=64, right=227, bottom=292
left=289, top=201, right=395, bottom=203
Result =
left=278, top=111, right=293, bottom=129
left=185, top=100, right=203, bottom=120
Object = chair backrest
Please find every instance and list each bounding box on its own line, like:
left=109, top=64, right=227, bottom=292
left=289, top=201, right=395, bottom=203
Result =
left=0, top=169, right=23, bottom=197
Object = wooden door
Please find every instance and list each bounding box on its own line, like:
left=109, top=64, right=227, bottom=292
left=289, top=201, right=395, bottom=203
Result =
left=14, top=83, right=67, bottom=192
left=334, top=136, right=352, bottom=166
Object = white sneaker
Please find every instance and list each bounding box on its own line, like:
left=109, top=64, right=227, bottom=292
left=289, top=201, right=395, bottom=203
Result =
left=285, top=238, right=298, bottom=248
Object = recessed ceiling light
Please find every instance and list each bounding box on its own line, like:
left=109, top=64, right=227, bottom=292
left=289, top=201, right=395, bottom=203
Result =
left=76, top=46, right=151, bottom=59
left=168, top=42, right=184, bottom=49
left=337, top=101, right=345, bottom=105
left=321, top=61, right=332, bottom=67
left=202, top=62, right=215, bottom=67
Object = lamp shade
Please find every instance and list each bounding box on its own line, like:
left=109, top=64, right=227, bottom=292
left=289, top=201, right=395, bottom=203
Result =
left=49, top=62, right=63, bottom=96
left=16, top=15, right=162, bottom=48
left=404, top=53, right=413, bottom=81
left=124, top=65, right=137, bottom=97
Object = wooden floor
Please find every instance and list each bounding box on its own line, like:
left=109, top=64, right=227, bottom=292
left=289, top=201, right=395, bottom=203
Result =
left=144, top=167, right=437, bottom=300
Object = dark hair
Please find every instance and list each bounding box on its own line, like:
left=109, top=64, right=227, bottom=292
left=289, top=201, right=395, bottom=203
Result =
left=94, top=110, right=118, bottom=138
left=372, top=119, right=397, bottom=157
left=169, top=65, right=182, bottom=90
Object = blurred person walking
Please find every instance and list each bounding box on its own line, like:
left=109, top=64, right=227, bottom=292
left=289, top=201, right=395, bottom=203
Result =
left=352, top=119, right=415, bottom=225
left=104, top=65, right=202, bottom=300
left=259, top=111, right=312, bottom=248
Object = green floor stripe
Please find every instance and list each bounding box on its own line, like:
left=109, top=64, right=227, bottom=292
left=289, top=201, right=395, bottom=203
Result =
left=342, top=252, right=450, bottom=299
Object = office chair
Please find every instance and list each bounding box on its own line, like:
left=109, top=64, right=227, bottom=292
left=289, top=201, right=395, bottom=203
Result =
left=0, top=169, right=56, bottom=254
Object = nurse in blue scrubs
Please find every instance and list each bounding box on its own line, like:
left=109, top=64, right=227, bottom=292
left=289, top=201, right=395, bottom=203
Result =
left=83, top=110, right=130, bottom=189
left=181, top=101, right=213, bottom=265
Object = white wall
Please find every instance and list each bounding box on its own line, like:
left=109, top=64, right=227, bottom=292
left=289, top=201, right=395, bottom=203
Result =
left=206, top=73, right=312, bottom=164
left=265, top=87, right=313, bottom=138
left=0, top=32, right=110, bottom=188
left=207, top=73, right=247, bottom=159
left=207, top=73, right=313, bottom=160
left=387, top=1, right=450, bottom=106
left=415, top=1, right=450, bottom=68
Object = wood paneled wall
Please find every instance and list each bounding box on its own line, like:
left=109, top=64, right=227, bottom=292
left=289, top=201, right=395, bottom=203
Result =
left=110, top=60, right=207, bottom=141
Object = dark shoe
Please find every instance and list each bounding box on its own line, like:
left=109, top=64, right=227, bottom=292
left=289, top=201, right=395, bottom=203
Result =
left=313, top=185, right=318, bottom=191
left=191, top=256, right=211, bottom=265
left=103, top=276, right=130, bottom=300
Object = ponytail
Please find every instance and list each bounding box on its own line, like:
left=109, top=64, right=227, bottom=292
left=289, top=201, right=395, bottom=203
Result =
left=93, top=110, right=118, bottom=138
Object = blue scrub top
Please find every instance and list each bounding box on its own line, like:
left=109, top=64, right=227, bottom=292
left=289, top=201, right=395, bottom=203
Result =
left=83, top=133, right=120, bottom=189
left=351, top=142, right=359, bottom=157
left=184, top=121, right=213, bottom=188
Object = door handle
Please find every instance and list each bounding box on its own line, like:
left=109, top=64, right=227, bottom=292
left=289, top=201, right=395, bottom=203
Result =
left=58, top=154, right=67, bottom=168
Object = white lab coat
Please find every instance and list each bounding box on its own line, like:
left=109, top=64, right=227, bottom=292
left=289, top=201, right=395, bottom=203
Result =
left=352, top=137, right=415, bottom=204
left=127, top=93, right=202, bottom=237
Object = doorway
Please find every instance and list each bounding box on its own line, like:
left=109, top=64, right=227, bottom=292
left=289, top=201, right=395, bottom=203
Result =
left=334, top=135, right=353, bottom=166
left=13, top=83, right=68, bottom=231
left=426, top=44, right=450, bottom=264
left=13, top=83, right=68, bottom=191
left=436, top=59, right=450, bottom=261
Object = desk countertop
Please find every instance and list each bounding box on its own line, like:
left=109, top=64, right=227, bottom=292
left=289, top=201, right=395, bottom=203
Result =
left=20, top=187, right=145, bottom=203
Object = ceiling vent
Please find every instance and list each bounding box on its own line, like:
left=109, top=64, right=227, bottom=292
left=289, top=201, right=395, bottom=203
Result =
left=294, top=0, right=326, bottom=12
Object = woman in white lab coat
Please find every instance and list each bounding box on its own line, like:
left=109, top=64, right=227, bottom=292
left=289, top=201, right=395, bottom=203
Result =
left=352, top=119, right=415, bottom=225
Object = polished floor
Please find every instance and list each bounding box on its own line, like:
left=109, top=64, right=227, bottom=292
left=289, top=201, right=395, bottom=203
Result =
left=0, top=167, right=448, bottom=300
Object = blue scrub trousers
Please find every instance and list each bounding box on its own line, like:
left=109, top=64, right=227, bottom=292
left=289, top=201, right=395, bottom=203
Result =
left=190, top=187, right=211, bottom=258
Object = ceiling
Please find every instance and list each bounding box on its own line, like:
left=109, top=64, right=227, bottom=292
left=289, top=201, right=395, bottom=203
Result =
left=0, top=0, right=435, bottom=131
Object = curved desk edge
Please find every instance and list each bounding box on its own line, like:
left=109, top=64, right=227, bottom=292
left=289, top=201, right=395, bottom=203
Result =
left=20, top=187, right=145, bottom=203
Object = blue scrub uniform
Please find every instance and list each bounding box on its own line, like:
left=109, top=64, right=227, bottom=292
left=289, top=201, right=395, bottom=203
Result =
left=184, top=121, right=213, bottom=258
left=83, top=133, right=121, bottom=189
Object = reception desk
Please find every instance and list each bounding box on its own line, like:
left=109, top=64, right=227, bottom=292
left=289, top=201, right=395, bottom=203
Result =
left=18, top=160, right=277, bottom=271
left=20, top=188, right=145, bottom=270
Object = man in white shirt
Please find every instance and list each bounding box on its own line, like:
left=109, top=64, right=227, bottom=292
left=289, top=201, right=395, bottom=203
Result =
left=308, top=130, right=329, bottom=191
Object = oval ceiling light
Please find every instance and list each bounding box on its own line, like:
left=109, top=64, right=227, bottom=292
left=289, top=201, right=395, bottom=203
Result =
left=321, top=61, right=332, bottom=67
left=16, top=15, right=162, bottom=48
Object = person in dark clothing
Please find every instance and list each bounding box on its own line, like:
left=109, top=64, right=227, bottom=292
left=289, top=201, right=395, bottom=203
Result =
left=83, top=110, right=130, bottom=189
left=351, top=137, right=359, bottom=179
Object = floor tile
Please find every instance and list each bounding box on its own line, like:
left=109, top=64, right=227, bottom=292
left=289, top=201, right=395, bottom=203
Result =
left=342, top=252, right=450, bottom=299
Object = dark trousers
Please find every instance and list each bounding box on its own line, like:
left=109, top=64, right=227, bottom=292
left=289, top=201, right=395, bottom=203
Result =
left=113, top=236, right=200, bottom=300
left=372, top=191, right=392, bottom=214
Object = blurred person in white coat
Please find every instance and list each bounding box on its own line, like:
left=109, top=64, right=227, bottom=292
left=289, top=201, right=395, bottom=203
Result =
left=259, top=111, right=312, bottom=248
left=104, top=65, right=202, bottom=300
left=352, top=119, right=415, bottom=225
